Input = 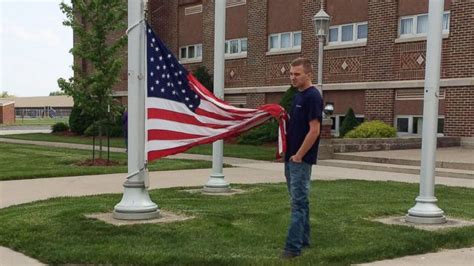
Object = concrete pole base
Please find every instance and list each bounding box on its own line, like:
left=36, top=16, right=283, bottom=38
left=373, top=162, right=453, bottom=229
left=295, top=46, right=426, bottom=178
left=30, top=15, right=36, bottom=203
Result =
left=405, top=214, right=446, bottom=224
left=113, top=181, right=160, bottom=220
left=113, top=210, right=160, bottom=220
left=406, top=198, right=446, bottom=224
left=203, top=174, right=231, bottom=193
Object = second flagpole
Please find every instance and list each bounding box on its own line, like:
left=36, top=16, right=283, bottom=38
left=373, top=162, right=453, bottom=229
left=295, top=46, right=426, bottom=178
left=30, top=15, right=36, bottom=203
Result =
left=203, top=0, right=231, bottom=193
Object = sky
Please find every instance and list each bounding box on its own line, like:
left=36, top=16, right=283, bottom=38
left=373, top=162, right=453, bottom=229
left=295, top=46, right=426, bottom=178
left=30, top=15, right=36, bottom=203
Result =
left=0, top=0, right=73, bottom=97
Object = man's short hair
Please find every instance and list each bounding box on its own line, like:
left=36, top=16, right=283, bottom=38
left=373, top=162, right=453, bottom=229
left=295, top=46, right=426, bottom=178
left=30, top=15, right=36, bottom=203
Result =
left=291, top=57, right=313, bottom=74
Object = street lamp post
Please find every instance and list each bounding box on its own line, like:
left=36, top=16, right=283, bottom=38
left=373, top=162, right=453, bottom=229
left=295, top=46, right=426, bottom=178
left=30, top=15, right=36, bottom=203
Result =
left=312, top=8, right=330, bottom=97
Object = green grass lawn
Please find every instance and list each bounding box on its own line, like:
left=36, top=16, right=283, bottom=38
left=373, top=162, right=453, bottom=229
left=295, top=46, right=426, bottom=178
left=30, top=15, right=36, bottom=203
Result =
left=1, top=133, right=277, bottom=161
left=0, top=142, right=212, bottom=181
left=0, top=180, right=472, bottom=265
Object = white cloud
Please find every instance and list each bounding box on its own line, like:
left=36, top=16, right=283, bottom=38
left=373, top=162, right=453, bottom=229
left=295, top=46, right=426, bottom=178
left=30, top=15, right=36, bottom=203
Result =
left=5, top=25, right=61, bottom=47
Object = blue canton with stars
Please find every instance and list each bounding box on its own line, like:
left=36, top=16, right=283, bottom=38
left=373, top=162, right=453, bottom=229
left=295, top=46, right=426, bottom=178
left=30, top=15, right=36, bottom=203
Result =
left=146, top=23, right=200, bottom=112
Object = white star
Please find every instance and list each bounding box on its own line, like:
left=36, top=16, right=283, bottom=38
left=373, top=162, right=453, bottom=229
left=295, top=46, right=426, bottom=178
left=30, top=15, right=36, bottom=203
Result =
left=150, top=86, right=154, bottom=91
left=181, top=89, right=185, bottom=93
left=167, top=82, right=171, bottom=87
left=155, top=80, right=159, bottom=84
left=185, top=97, right=189, bottom=101
left=162, top=74, right=165, bottom=78
left=159, top=56, right=163, bottom=60
left=163, top=65, right=167, bottom=70
left=161, top=88, right=165, bottom=92
left=168, top=54, right=171, bottom=58
left=189, top=105, right=194, bottom=108
left=171, top=63, right=174, bottom=67
left=171, top=83, right=174, bottom=87
left=148, top=29, right=151, bottom=33
left=150, top=72, right=154, bottom=76
left=155, top=47, right=159, bottom=52
left=156, top=65, right=160, bottom=70
left=174, top=72, right=178, bottom=76
left=195, top=95, right=198, bottom=99
left=179, top=71, right=183, bottom=75
left=172, top=90, right=176, bottom=95
left=152, top=38, right=155, bottom=43
left=150, top=57, right=154, bottom=62
left=166, top=74, right=170, bottom=79
left=150, top=43, right=154, bottom=47
left=178, top=81, right=182, bottom=85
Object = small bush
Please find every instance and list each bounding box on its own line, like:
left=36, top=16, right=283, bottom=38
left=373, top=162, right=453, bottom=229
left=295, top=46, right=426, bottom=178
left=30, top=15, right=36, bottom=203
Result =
left=193, top=66, right=213, bottom=93
left=69, top=104, right=93, bottom=135
left=345, top=120, right=397, bottom=138
left=237, top=86, right=295, bottom=145
left=339, top=107, right=360, bottom=137
left=237, top=119, right=279, bottom=145
left=51, top=122, right=69, bottom=133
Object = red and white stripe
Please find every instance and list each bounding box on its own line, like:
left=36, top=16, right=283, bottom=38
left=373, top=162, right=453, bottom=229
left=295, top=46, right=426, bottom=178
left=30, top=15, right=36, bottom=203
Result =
left=146, top=74, right=287, bottom=161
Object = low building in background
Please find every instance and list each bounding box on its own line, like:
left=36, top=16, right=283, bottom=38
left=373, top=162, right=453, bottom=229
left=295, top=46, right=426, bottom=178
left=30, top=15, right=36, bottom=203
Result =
left=13, top=96, right=74, bottom=119
left=0, top=99, right=15, bottom=124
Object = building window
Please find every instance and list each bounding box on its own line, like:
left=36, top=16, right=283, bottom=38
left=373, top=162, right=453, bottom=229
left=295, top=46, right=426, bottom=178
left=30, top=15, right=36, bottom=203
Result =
left=399, top=12, right=450, bottom=38
left=328, top=22, right=368, bottom=45
left=395, top=116, right=444, bottom=135
left=330, top=115, right=365, bottom=136
left=179, top=44, right=202, bottom=62
left=224, top=38, right=247, bottom=58
left=268, top=31, right=302, bottom=52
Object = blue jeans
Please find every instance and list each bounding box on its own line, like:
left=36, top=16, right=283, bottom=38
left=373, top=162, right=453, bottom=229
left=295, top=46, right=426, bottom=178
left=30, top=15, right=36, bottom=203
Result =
left=284, top=161, right=312, bottom=254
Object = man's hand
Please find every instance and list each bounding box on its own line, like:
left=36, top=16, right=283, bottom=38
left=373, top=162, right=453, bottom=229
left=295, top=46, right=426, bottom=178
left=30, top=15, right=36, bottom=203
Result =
left=289, top=155, right=303, bottom=163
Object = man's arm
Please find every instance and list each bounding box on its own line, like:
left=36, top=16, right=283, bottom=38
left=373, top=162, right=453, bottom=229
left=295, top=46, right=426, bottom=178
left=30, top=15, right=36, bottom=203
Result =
left=289, top=119, right=320, bottom=163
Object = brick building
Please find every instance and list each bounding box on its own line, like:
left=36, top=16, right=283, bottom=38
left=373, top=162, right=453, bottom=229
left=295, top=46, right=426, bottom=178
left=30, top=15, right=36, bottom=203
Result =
left=88, top=0, right=472, bottom=138
left=0, top=99, right=15, bottom=125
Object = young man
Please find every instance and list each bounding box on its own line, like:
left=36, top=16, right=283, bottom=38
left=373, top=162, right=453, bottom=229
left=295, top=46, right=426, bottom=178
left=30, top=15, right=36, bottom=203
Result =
left=283, top=57, right=323, bottom=259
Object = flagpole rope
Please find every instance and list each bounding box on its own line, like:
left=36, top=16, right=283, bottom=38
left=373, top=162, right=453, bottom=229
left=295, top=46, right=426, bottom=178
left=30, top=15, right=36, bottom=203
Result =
left=125, top=19, right=145, bottom=36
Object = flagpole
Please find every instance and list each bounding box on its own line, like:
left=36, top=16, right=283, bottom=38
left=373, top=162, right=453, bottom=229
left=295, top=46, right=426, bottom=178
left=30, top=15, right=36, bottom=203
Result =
left=405, top=0, right=446, bottom=224
left=113, top=0, right=159, bottom=220
left=203, top=0, right=231, bottom=193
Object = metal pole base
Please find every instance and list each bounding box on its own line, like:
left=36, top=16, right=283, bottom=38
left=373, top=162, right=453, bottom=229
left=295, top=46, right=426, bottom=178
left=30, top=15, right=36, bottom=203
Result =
left=203, top=174, right=231, bottom=193
left=405, top=197, right=446, bottom=224
left=113, top=180, right=160, bottom=220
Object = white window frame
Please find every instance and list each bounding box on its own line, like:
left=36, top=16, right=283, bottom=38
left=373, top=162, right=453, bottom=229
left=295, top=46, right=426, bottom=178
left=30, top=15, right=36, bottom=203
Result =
left=225, top=38, right=248, bottom=59
left=327, top=22, right=368, bottom=47
left=226, top=0, right=246, bottom=8
left=395, top=115, right=445, bottom=136
left=179, top=44, right=202, bottom=64
left=267, top=31, right=302, bottom=54
left=398, top=11, right=450, bottom=39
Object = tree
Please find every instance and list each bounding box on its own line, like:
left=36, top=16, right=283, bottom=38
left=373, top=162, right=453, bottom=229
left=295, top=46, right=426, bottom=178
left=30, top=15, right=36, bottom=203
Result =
left=193, top=66, right=214, bottom=93
left=58, top=0, right=127, bottom=160
left=0, top=91, right=14, bottom=98
left=339, top=107, right=360, bottom=137
left=49, top=91, right=67, bottom=96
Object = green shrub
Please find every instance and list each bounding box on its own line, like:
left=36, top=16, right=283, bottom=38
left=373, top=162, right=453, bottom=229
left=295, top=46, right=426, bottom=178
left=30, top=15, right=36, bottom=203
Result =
left=237, top=86, right=296, bottom=145
left=51, top=122, right=69, bottom=133
left=345, top=120, right=397, bottom=138
left=69, top=104, right=93, bottom=135
left=237, top=119, right=278, bottom=145
left=339, top=107, right=360, bottom=137
left=193, top=66, right=213, bottom=93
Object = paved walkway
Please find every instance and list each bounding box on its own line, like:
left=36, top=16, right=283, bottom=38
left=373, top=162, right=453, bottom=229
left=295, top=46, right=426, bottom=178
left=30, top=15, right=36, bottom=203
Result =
left=0, top=138, right=473, bottom=265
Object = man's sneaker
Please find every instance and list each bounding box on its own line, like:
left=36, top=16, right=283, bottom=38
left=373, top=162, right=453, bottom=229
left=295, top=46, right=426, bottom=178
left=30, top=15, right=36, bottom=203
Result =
left=281, top=250, right=300, bottom=259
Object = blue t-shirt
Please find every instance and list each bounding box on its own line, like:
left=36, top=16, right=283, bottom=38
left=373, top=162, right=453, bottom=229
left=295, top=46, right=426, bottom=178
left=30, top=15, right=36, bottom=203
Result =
left=285, top=86, right=323, bottom=165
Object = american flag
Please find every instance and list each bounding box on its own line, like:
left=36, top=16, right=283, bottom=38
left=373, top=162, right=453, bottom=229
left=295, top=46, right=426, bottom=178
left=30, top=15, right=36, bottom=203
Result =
left=145, top=23, right=287, bottom=161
